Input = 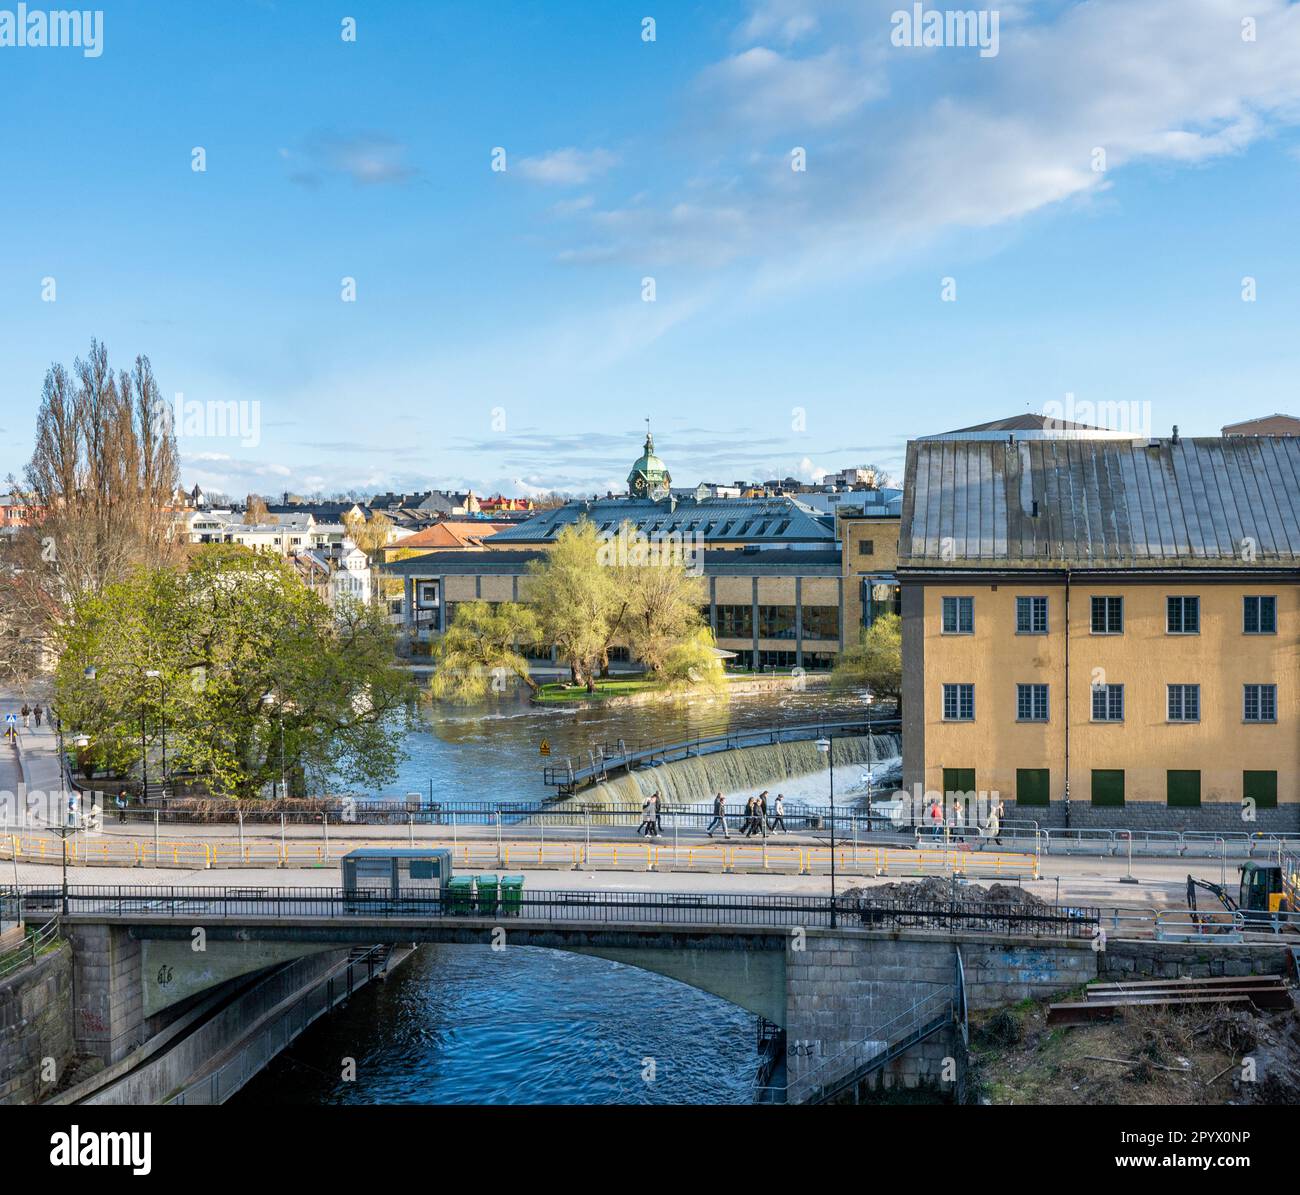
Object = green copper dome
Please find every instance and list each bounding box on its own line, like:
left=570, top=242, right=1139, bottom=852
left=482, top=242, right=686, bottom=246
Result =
left=627, top=431, right=671, bottom=498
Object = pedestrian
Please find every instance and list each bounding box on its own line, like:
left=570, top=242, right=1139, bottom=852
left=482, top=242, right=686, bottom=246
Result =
left=744, top=796, right=761, bottom=838
left=771, top=793, right=787, bottom=834
left=638, top=797, right=655, bottom=837
left=951, top=800, right=964, bottom=842
left=928, top=797, right=943, bottom=840
left=33, top=704, right=42, bottom=727
left=20, top=703, right=30, bottom=729
left=706, top=791, right=730, bottom=839
left=757, top=791, right=769, bottom=838
left=990, top=798, right=1005, bottom=846
left=652, top=791, right=664, bottom=836
left=116, top=789, right=128, bottom=824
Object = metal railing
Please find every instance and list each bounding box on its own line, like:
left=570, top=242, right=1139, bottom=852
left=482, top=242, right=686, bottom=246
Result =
left=1, top=831, right=1039, bottom=880
left=27, top=883, right=1100, bottom=937
left=0, top=916, right=62, bottom=980
left=543, top=718, right=900, bottom=790
left=758, top=985, right=955, bottom=1105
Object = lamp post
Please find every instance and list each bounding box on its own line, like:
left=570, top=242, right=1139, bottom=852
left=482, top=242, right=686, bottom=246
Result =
left=864, top=690, right=875, bottom=830
left=145, top=669, right=165, bottom=789
left=816, top=736, right=836, bottom=928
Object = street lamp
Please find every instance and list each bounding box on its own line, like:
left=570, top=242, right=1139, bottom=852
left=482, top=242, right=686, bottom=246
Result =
left=145, top=670, right=166, bottom=788
left=816, top=736, right=837, bottom=928
left=864, top=690, right=875, bottom=830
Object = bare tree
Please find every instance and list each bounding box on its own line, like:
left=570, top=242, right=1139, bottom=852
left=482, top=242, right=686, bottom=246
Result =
left=0, top=340, right=182, bottom=680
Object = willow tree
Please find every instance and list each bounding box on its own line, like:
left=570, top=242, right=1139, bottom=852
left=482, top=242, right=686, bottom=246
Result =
left=522, top=521, right=618, bottom=692
left=54, top=545, right=417, bottom=798
left=832, top=613, right=902, bottom=703
left=430, top=600, right=541, bottom=701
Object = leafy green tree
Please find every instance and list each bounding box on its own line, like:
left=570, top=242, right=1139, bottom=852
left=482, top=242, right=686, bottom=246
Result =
left=604, top=521, right=709, bottom=674
left=522, top=521, right=618, bottom=692
left=54, top=544, right=416, bottom=798
left=832, top=612, right=902, bottom=702
left=430, top=600, right=541, bottom=702
left=658, top=626, right=727, bottom=693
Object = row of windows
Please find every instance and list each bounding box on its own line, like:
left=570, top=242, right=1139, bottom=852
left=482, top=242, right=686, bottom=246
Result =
left=712, top=604, right=840, bottom=641
left=942, top=682, right=1279, bottom=724
left=942, top=767, right=1279, bottom=809
left=941, top=594, right=1279, bottom=636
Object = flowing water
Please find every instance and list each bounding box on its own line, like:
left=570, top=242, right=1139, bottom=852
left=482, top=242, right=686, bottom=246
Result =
left=259, top=684, right=900, bottom=1105
left=377, top=682, right=901, bottom=811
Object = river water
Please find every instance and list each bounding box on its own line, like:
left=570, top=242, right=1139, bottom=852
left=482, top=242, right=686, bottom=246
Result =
left=239, top=685, right=896, bottom=1106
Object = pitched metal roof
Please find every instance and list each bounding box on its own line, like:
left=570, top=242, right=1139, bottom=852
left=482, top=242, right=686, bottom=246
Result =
left=898, top=436, right=1300, bottom=570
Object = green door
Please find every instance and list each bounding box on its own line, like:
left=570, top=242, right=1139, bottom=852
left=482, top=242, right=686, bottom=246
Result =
left=1016, top=768, right=1050, bottom=807
left=943, top=768, right=976, bottom=797
left=1091, top=769, right=1125, bottom=807
left=1244, top=771, right=1277, bottom=810
left=1167, top=770, right=1201, bottom=808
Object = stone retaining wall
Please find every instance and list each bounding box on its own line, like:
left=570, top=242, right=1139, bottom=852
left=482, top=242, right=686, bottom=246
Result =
left=0, top=941, right=75, bottom=1104
left=1003, top=800, right=1298, bottom=835
left=1100, top=939, right=1291, bottom=980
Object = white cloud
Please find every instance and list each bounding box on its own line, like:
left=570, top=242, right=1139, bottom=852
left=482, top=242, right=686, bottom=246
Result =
left=516, top=147, right=619, bottom=186
left=550, top=0, right=1300, bottom=288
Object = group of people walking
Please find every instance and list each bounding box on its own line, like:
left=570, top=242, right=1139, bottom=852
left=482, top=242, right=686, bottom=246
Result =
left=637, top=790, right=791, bottom=838
left=706, top=790, right=786, bottom=839
left=923, top=796, right=1005, bottom=844
left=18, top=703, right=44, bottom=728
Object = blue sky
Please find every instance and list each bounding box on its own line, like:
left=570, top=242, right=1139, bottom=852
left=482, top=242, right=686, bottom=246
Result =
left=1, top=0, right=1299, bottom=499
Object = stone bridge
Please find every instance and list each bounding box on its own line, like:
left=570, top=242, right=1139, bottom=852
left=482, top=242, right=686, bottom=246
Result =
left=45, top=884, right=1100, bottom=1099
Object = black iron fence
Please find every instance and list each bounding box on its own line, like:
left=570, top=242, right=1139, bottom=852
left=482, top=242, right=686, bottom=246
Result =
left=26, top=883, right=1099, bottom=938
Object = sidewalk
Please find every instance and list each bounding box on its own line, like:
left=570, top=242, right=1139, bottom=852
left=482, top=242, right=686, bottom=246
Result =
left=0, top=686, right=65, bottom=796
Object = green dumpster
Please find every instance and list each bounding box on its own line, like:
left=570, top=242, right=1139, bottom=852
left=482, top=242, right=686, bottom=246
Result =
left=500, top=875, right=525, bottom=917
left=475, top=874, right=499, bottom=915
left=447, top=876, right=474, bottom=915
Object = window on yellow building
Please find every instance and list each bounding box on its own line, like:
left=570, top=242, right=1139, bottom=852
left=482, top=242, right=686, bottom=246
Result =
left=1090, top=595, right=1123, bottom=634
left=941, top=596, right=973, bottom=634
left=1167, top=684, right=1200, bottom=723
left=1167, top=595, right=1200, bottom=634
left=1243, top=684, right=1277, bottom=723
left=1015, top=596, right=1048, bottom=634
left=1091, top=684, right=1124, bottom=722
left=942, top=683, right=975, bottom=721
left=1243, top=595, right=1277, bottom=634
left=1015, top=683, right=1049, bottom=721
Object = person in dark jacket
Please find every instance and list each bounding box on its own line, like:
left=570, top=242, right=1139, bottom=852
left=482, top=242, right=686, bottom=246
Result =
left=706, top=792, right=729, bottom=839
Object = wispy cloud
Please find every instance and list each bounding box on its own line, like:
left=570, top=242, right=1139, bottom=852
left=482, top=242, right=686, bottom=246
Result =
left=281, top=130, right=419, bottom=188
left=516, top=147, right=618, bottom=186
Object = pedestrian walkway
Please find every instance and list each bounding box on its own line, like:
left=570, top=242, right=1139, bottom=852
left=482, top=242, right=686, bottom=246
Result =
left=0, top=687, right=63, bottom=796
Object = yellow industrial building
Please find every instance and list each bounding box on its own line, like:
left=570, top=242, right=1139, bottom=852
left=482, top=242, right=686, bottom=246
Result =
left=898, top=425, right=1299, bottom=831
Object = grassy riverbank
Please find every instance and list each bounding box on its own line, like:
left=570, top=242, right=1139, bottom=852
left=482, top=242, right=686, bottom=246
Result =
left=532, top=678, right=665, bottom=704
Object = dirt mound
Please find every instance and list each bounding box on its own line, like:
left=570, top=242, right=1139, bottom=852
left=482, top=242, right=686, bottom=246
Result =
left=842, top=876, right=1046, bottom=910
left=971, top=988, right=1300, bottom=1105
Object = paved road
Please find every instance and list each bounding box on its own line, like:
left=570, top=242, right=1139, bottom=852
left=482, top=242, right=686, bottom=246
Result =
left=8, top=853, right=1222, bottom=920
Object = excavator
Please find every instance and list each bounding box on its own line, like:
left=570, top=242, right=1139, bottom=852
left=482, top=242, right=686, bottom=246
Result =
left=1186, top=851, right=1299, bottom=931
